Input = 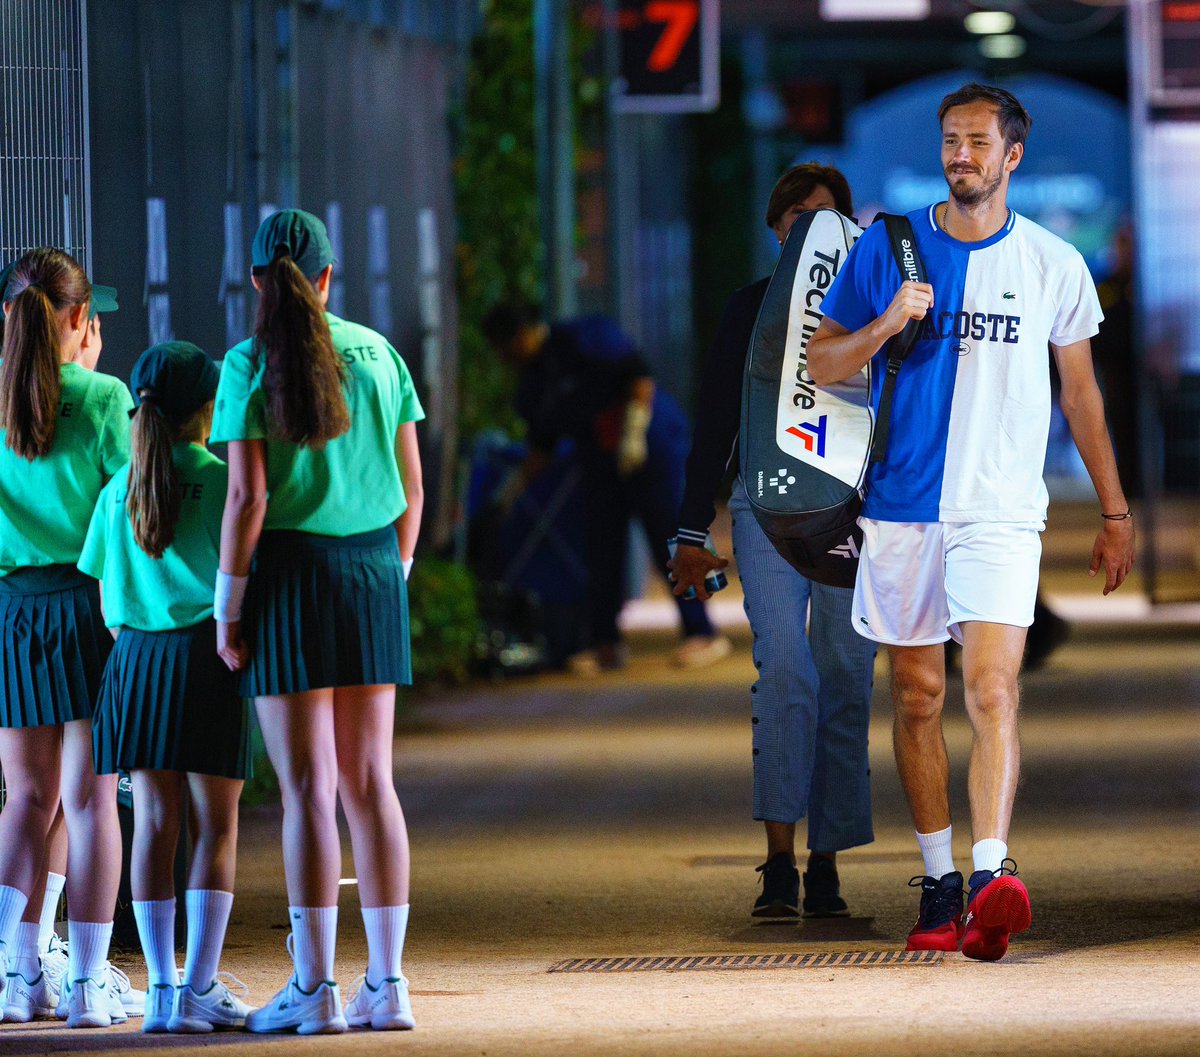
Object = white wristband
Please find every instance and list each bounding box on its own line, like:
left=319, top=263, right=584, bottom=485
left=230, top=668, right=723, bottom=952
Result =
left=214, top=570, right=249, bottom=623
left=402, top=557, right=414, bottom=581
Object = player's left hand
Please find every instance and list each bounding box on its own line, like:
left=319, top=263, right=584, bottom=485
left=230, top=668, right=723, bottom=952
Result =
left=1088, top=517, right=1135, bottom=595
left=217, top=619, right=250, bottom=671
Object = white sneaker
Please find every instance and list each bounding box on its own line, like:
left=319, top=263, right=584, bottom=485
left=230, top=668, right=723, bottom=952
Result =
left=245, top=976, right=347, bottom=1035
left=143, top=983, right=174, bottom=1033
left=42, top=935, right=67, bottom=981
left=63, top=975, right=126, bottom=1028
left=169, top=973, right=252, bottom=1033
left=105, top=961, right=145, bottom=1016
left=673, top=634, right=733, bottom=669
left=345, top=973, right=415, bottom=1030
left=47, top=937, right=70, bottom=1019
left=107, top=973, right=130, bottom=1024
left=4, top=967, right=60, bottom=1022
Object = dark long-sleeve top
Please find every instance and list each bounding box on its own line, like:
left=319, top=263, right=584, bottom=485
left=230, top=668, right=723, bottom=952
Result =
left=675, top=277, right=769, bottom=547
left=515, top=316, right=650, bottom=453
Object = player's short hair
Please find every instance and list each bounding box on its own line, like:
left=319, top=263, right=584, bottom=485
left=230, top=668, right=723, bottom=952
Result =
left=765, top=163, right=854, bottom=228
left=938, top=83, right=1032, bottom=149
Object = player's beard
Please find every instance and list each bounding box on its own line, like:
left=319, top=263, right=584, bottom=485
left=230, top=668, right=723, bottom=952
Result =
left=945, top=165, right=1004, bottom=207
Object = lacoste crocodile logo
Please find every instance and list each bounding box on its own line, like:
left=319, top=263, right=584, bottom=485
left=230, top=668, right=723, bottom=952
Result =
left=1002, top=291, right=1016, bottom=300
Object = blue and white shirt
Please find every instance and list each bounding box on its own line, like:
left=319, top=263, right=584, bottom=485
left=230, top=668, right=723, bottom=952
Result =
left=821, top=204, right=1102, bottom=524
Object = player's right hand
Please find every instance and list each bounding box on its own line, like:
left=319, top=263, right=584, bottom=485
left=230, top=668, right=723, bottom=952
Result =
left=880, top=281, right=934, bottom=338
left=217, top=620, right=250, bottom=672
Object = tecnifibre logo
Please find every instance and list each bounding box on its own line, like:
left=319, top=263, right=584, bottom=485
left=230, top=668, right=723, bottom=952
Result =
left=785, top=414, right=828, bottom=458
left=900, top=238, right=919, bottom=283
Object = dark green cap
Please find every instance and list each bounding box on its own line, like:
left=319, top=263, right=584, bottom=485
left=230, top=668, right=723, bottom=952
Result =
left=251, top=209, right=335, bottom=277
left=89, top=284, right=118, bottom=320
left=130, top=341, right=220, bottom=426
left=0, top=260, right=15, bottom=302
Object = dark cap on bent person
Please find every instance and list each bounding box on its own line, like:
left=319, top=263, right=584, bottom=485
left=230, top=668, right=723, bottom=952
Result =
left=130, top=341, right=220, bottom=426
left=251, top=209, right=335, bottom=278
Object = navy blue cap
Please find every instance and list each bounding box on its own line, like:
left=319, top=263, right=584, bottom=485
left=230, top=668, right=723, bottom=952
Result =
left=130, top=341, right=220, bottom=426
left=251, top=209, right=335, bottom=277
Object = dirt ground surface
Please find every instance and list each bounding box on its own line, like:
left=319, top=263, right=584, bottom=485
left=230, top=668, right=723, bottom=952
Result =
left=2, top=513, right=1198, bottom=1056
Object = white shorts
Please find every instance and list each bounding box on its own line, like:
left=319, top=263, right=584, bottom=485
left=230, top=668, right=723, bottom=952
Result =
left=851, top=519, right=1044, bottom=646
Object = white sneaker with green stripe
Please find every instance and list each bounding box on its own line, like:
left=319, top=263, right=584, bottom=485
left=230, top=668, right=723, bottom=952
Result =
left=3, top=966, right=60, bottom=1022
left=245, top=976, right=346, bottom=1035
left=345, top=973, right=415, bottom=1031
left=169, top=974, right=252, bottom=1032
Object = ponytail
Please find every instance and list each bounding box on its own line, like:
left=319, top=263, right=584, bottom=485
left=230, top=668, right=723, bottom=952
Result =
left=0, top=248, right=90, bottom=459
left=126, top=400, right=181, bottom=559
left=254, top=254, right=349, bottom=447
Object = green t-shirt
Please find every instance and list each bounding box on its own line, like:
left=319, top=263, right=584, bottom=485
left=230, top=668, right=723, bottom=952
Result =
left=210, top=313, right=425, bottom=536
left=78, top=444, right=227, bottom=631
left=0, top=362, right=133, bottom=574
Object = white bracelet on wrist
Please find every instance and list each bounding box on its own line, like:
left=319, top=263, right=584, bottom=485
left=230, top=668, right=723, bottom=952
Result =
left=214, top=570, right=249, bottom=623
left=402, top=557, right=414, bottom=581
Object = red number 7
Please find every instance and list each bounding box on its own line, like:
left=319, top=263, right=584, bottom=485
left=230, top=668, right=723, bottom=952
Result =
left=645, top=1, right=698, bottom=72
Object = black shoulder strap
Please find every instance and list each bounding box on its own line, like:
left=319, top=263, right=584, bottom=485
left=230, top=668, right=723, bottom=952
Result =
left=870, top=213, right=927, bottom=464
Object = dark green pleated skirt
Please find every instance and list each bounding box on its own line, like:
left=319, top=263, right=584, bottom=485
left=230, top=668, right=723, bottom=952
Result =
left=0, top=564, right=110, bottom=728
left=93, top=619, right=251, bottom=779
left=240, top=526, right=411, bottom=697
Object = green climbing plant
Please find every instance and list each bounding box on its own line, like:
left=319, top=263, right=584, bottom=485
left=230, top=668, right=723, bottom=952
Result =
left=454, top=0, right=543, bottom=440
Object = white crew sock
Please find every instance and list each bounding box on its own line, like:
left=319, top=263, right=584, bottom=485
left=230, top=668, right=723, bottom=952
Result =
left=183, top=890, right=234, bottom=992
left=13, top=921, right=42, bottom=979
left=39, top=872, right=66, bottom=952
left=972, top=838, right=1008, bottom=877
left=132, top=899, right=179, bottom=988
left=0, top=884, right=29, bottom=952
left=916, top=826, right=956, bottom=879
left=362, top=904, right=409, bottom=985
left=67, top=920, right=113, bottom=984
left=288, top=906, right=337, bottom=991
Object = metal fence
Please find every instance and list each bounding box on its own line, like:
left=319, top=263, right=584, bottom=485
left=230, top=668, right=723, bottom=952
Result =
left=0, top=0, right=91, bottom=270
left=0, top=0, right=93, bottom=810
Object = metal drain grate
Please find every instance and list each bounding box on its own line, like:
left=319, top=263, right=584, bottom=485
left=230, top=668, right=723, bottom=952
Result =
left=548, top=950, right=943, bottom=973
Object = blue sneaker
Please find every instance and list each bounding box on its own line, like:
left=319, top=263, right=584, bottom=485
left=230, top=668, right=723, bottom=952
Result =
left=905, top=871, right=964, bottom=951
left=751, top=853, right=800, bottom=922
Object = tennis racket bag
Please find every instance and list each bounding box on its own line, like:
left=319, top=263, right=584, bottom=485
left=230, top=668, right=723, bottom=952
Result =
left=740, top=208, right=870, bottom=588
left=740, top=209, right=925, bottom=588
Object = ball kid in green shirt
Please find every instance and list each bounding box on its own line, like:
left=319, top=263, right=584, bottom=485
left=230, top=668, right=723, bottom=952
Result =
left=80, top=341, right=253, bottom=1030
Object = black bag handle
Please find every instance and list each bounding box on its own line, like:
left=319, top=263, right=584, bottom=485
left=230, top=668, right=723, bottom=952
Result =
left=870, top=213, right=928, bottom=464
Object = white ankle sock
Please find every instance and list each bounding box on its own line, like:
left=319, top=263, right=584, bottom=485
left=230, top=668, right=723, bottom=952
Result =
left=972, top=838, right=1008, bottom=876
left=362, top=904, right=409, bottom=984
left=0, top=884, right=29, bottom=951
left=184, top=889, right=234, bottom=991
left=67, top=920, right=113, bottom=984
left=916, top=826, right=956, bottom=879
left=288, top=905, right=337, bottom=991
left=13, top=920, right=41, bottom=978
left=132, top=899, right=179, bottom=987
left=38, top=872, right=66, bottom=952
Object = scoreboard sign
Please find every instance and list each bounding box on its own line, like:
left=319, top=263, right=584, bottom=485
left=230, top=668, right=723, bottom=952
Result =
left=614, top=0, right=719, bottom=114
left=1148, top=0, right=1200, bottom=110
